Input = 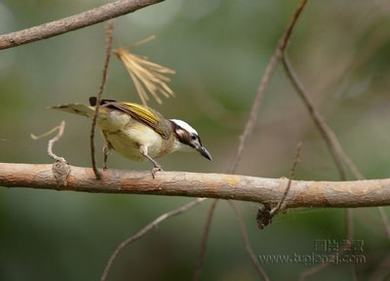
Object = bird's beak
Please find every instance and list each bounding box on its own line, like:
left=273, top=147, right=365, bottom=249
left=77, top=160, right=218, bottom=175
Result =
left=198, top=146, right=213, bottom=161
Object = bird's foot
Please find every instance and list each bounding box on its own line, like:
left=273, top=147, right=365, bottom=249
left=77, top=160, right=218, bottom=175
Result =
left=151, top=165, right=163, bottom=179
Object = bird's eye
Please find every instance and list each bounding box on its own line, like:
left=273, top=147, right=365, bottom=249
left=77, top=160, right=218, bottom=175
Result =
left=191, top=135, right=197, bottom=140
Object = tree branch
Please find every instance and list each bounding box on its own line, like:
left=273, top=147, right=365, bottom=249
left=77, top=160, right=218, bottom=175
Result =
left=282, top=54, right=390, bottom=239
left=0, top=0, right=164, bottom=50
left=230, top=0, right=308, bottom=171
left=195, top=1, right=309, bottom=277
left=0, top=163, right=389, bottom=208
left=229, top=201, right=270, bottom=281
left=192, top=199, right=218, bottom=281
left=90, top=20, right=115, bottom=179
left=100, top=198, right=205, bottom=281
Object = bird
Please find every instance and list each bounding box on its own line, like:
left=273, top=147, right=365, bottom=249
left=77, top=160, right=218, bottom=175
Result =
left=51, top=97, right=212, bottom=177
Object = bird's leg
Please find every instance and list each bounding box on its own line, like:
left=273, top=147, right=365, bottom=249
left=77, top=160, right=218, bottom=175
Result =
left=140, top=145, right=162, bottom=178
left=103, top=144, right=112, bottom=170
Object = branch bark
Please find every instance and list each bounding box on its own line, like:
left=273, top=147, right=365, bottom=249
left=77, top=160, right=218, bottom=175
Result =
left=0, top=0, right=164, bottom=50
left=0, top=163, right=389, bottom=208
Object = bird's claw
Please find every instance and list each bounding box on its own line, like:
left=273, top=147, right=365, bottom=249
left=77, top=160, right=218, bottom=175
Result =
left=151, top=165, right=163, bottom=179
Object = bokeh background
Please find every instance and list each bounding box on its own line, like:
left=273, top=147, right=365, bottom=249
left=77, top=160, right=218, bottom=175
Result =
left=1, top=0, right=390, bottom=280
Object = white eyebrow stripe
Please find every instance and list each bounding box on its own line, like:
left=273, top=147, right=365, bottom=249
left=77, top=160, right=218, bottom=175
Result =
left=170, top=119, right=198, bottom=135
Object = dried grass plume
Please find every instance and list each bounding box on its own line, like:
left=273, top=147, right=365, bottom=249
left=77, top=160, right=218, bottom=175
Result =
left=114, top=38, right=176, bottom=106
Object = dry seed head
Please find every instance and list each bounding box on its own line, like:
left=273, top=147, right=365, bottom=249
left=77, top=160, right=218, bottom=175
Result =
left=114, top=47, right=176, bottom=106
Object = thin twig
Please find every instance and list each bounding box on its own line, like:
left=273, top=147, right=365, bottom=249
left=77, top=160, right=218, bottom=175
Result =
left=283, top=55, right=355, bottom=280
left=131, top=35, right=156, bottom=48
left=270, top=142, right=303, bottom=217
left=229, top=0, right=308, bottom=276
left=282, top=54, right=390, bottom=238
left=281, top=55, right=388, bottom=279
left=282, top=56, right=347, bottom=180
left=346, top=208, right=357, bottom=281
left=231, top=0, right=308, bottom=172
left=0, top=0, right=165, bottom=50
left=192, top=199, right=218, bottom=281
left=229, top=201, right=270, bottom=281
left=256, top=142, right=303, bottom=229
left=378, top=207, right=390, bottom=239
left=346, top=209, right=354, bottom=241
left=90, top=20, right=114, bottom=179
left=31, top=121, right=70, bottom=186
left=31, top=121, right=67, bottom=162
left=194, top=1, right=309, bottom=278
left=100, top=198, right=206, bottom=281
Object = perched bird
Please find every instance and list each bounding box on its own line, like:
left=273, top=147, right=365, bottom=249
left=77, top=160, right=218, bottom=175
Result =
left=51, top=97, right=212, bottom=177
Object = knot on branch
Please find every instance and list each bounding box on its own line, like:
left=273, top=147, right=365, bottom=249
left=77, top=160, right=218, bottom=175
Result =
left=257, top=142, right=302, bottom=230
left=52, top=159, right=71, bottom=187
left=256, top=203, right=272, bottom=229
left=31, top=120, right=71, bottom=187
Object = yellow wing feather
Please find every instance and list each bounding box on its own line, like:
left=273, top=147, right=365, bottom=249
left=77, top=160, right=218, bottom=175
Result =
left=122, top=102, right=160, bottom=124
left=110, top=102, right=172, bottom=140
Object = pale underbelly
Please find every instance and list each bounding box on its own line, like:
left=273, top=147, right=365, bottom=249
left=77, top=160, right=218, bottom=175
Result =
left=103, top=125, right=167, bottom=161
left=97, top=110, right=174, bottom=161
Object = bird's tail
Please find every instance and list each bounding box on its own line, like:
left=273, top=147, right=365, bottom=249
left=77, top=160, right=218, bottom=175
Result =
left=49, top=103, right=95, bottom=118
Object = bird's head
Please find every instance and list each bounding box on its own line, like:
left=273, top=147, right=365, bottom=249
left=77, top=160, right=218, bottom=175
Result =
left=170, top=119, right=212, bottom=161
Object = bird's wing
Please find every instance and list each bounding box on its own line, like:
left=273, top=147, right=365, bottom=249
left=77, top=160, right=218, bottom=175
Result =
left=108, top=101, right=172, bottom=140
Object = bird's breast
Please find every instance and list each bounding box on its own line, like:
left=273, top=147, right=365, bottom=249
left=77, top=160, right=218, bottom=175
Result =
left=101, top=118, right=175, bottom=161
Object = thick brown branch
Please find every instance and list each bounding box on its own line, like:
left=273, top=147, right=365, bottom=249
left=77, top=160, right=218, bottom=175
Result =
left=0, top=0, right=164, bottom=50
left=0, top=163, right=389, bottom=208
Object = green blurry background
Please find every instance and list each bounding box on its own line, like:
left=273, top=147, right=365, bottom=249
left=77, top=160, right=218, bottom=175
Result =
left=1, top=0, right=390, bottom=280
